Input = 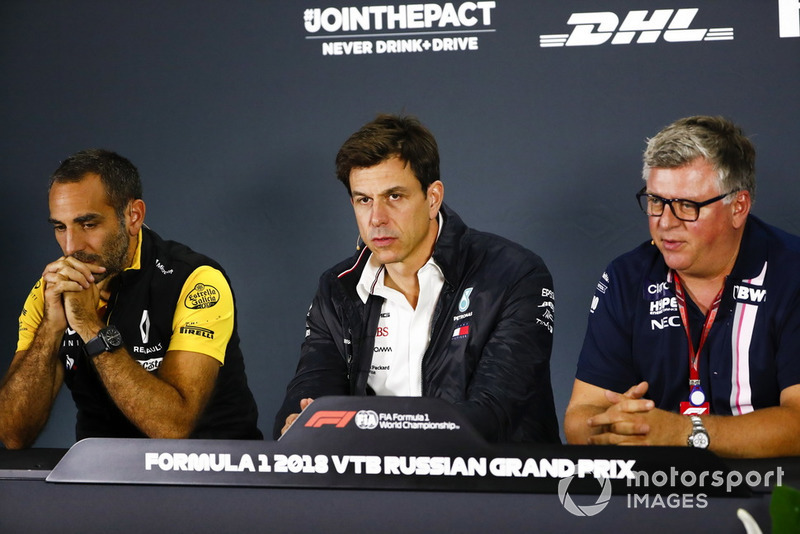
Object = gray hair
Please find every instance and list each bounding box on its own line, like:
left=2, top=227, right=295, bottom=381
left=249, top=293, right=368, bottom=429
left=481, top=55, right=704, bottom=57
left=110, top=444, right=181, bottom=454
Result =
left=642, top=116, right=756, bottom=201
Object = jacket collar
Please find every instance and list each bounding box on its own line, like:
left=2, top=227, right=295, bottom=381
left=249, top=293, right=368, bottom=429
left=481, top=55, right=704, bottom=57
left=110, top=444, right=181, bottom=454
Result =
left=431, top=204, right=467, bottom=286
left=728, top=215, right=768, bottom=281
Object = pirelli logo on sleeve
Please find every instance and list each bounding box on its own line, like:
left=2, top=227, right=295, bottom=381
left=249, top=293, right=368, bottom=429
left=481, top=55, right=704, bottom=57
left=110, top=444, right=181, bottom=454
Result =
left=179, top=325, right=215, bottom=339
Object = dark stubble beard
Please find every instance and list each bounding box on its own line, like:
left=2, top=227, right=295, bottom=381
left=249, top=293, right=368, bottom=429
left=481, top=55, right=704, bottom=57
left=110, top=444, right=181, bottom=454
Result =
left=71, top=221, right=131, bottom=283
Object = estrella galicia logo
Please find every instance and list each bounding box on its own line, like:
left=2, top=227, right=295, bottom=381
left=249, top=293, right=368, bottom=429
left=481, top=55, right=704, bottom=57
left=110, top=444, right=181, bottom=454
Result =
left=184, top=283, right=220, bottom=309
left=459, top=287, right=473, bottom=312
left=558, top=475, right=612, bottom=517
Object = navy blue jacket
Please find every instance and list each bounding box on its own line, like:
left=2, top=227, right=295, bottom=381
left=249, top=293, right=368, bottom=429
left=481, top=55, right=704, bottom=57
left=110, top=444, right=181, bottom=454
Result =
left=275, top=205, right=559, bottom=443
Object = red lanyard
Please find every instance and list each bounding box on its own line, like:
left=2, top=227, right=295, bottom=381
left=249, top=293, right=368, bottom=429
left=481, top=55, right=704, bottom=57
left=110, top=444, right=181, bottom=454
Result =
left=673, top=274, right=723, bottom=386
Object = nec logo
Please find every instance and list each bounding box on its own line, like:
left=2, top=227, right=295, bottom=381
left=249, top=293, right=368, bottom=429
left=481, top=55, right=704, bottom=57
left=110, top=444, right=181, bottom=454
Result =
left=651, top=316, right=681, bottom=330
left=733, top=285, right=767, bottom=304
left=540, top=8, right=733, bottom=47
left=305, top=411, right=357, bottom=428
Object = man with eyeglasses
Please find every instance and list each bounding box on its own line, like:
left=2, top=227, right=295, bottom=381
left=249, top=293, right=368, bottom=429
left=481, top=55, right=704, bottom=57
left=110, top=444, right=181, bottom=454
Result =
left=564, top=116, right=800, bottom=457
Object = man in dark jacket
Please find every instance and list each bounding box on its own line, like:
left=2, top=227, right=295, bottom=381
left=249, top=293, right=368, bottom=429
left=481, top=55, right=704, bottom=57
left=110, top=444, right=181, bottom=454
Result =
left=0, top=149, right=262, bottom=448
left=275, top=115, right=559, bottom=443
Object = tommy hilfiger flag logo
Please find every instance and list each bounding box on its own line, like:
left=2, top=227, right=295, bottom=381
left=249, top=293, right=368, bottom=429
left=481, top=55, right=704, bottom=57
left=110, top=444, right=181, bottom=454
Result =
left=453, top=325, right=470, bottom=338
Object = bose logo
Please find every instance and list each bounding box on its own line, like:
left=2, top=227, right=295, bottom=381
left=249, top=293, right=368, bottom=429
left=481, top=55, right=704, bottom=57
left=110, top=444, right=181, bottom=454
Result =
left=733, top=285, right=767, bottom=304
left=540, top=8, right=734, bottom=48
left=305, top=411, right=357, bottom=428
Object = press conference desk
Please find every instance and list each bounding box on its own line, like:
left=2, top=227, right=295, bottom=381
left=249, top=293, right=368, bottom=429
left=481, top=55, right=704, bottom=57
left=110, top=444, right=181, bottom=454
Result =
left=0, top=472, right=774, bottom=533
left=1, top=397, right=795, bottom=533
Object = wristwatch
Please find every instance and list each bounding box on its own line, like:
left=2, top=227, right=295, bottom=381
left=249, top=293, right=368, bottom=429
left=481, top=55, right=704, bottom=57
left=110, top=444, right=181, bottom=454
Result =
left=687, top=415, right=710, bottom=449
left=84, top=325, right=124, bottom=358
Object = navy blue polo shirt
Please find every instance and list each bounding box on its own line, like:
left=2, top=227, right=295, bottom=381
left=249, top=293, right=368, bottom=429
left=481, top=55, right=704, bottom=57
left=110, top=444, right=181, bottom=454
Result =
left=576, top=215, right=800, bottom=415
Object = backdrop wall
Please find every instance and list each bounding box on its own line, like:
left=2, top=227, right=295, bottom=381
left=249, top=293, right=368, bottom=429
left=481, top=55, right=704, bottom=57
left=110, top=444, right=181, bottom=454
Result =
left=1, top=0, right=798, bottom=446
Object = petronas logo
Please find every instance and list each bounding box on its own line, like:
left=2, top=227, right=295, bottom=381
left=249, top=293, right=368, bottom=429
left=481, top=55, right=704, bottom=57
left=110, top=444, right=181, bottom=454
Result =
left=459, top=288, right=473, bottom=313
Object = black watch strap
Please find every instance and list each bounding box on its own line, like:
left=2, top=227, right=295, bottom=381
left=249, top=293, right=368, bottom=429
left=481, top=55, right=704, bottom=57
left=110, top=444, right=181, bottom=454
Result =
left=84, top=325, right=124, bottom=358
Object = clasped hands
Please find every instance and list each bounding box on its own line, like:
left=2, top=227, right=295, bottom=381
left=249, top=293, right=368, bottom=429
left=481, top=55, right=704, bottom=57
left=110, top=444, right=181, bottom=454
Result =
left=41, top=256, right=108, bottom=339
left=586, top=381, right=690, bottom=447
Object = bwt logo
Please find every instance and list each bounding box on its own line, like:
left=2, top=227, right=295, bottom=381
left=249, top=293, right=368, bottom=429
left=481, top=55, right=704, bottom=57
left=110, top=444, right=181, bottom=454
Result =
left=305, top=411, right=357, bottom=428
left=540, top=8, right=734, bottom=47
left=733, top=285, right=767, bottom=304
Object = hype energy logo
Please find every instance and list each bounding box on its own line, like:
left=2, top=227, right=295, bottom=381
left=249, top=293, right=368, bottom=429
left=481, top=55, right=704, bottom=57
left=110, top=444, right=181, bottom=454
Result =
left=539, top=8, right=734, bottom=48
left=303, top=2, right=497, bottom=56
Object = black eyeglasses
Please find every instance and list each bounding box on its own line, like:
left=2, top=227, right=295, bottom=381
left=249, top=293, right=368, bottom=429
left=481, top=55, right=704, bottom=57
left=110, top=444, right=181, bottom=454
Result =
left=636, top=187, right=738, bottom=222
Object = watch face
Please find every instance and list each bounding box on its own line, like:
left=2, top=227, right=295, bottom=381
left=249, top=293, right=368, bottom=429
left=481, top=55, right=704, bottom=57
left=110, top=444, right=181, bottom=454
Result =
left=102, top=327, right=123, bottom=348
left=692, top=433, right=710, bottom=449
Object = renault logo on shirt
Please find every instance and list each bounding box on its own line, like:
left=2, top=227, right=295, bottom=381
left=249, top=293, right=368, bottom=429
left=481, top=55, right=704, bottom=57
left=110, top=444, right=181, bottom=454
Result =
left=140, top=310, right=150, bottom=343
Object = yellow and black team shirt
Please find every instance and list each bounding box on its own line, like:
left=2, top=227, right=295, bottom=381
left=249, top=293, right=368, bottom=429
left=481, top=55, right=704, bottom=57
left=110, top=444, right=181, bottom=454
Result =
left=16, top=227, right=262, bottom=440
left=18, top=239, right=234, bottom=363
